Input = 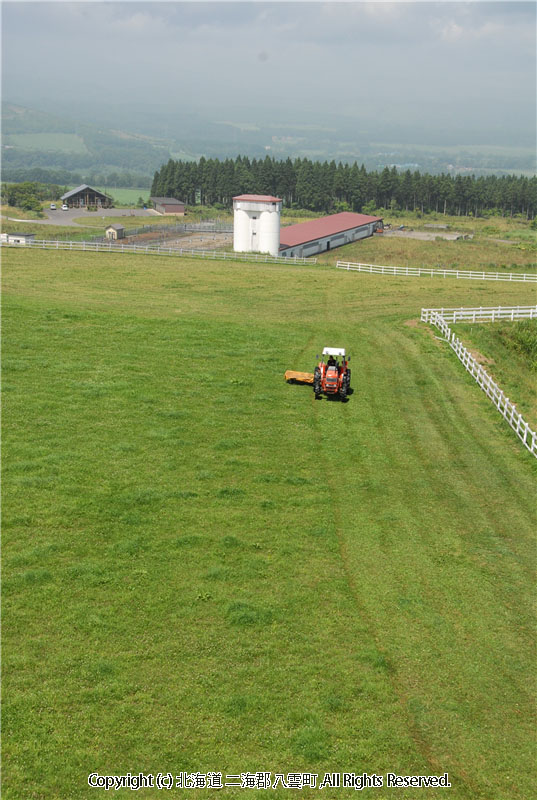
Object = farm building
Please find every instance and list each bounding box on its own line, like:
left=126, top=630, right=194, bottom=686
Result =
left=2, top=232, right=36, bottom=245
left=233, top=194, right=282, bottom=257
left=279, top=212, right=383, bottom=257
left=150, top=197, right=186, bottom=215
left=105, top=224, right=126, bottom=240
left=61, top=185, right=113, bottom=209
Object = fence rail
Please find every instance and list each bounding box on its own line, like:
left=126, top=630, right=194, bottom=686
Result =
left=421, top=307, right=537, bottom=458
left=1, top=239, right=315, bottom=265
left=337, top=260, right=536, bottom=282
left=421, top=305, right=537, bottom=323
left=90, top=220, right=234, bottom=242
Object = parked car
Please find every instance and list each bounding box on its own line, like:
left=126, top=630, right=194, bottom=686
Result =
left=61, top=204, right=69, bottom=211
left=50, top=203, right=56, bottom=210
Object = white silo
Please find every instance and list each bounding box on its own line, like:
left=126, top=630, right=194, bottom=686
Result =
left=233, top=194, right=282, bottom=257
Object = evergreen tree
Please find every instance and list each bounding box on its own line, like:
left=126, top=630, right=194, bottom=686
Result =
left=148, top=156, right=535, bottom=218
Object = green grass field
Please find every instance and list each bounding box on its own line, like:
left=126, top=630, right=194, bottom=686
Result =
left=83, top=188, right=151, bottom=207
left=1, top=205, right=45, bottom=221
left=4, top=133, right=89, bottom=154
left=2, top=214, right=535, bottom=273
left=70, top=215, right=184, bottom=229
left=316, top=225, right=536, bottom=274
left=3, top=246, right=536, bottom=799
left=452, top=320, right=537, bottom=429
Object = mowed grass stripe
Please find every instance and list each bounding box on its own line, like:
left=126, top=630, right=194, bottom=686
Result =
left=311, top=319, right=485, bottom=793
left=315, top=314, right=535, bottom=798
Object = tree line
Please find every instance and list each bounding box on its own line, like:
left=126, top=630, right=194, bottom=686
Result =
left=1, top=167, right=151, bottom=189
left=151, top=156, right=537, bottom=218
left=1, top=181, right=64, bottom=213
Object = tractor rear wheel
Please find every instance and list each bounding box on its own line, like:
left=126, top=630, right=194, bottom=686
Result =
left=314, top=367, right=322, bottom=397
left=339, top=381, right=347, bottom=400
left=346, top=369, right=351, bottom=389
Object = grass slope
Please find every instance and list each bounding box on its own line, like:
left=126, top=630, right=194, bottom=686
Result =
left=3, top=249, right=536, bottom=799
left=4, top=133, right=89, bottom=154
left=452, top=320, right=537, bottom=430
left=318, top=232, right=536, bottom=274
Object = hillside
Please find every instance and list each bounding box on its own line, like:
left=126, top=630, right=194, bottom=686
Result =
left=3, top=102, right=535, bottom=186
left=1, top=103, right=170, bottom=185
left=3, top=246, right=536, bottom=799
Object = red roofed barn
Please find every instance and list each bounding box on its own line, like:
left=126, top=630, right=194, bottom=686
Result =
left=279, top=212, right=383, bottom=258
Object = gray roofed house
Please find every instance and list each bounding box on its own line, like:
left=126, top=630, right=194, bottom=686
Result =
left=61, top=184, right=113, bottom=208
left=150, top=197, right=185, bottom=215
left=3, top=232, right=36, bottom=245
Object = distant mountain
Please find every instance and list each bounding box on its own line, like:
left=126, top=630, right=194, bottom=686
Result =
left=1, top=103, right=171, bottom=183
left=2, top=101, right=535, bottom=181
left=2, top=103, right=78, bottom=135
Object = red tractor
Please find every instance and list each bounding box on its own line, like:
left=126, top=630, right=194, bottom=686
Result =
left=313, top=348, right=351, bottom=400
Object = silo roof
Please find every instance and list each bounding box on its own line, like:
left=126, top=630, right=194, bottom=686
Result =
left=233, top=194, right=282, bottom=202
left=279, top=212, right=382, bottom=248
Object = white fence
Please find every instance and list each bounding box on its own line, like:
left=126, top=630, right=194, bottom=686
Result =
left=2, top=238, right=316, bottom=266
left=337, top=260, right=536, bottom=282
left=421, top=305, right=537, bottom=324
left=90, top=220, right=233, bottom=242
left=421, top=306, right=537, bottom=458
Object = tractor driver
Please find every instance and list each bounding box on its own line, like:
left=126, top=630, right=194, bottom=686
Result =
left=327, top=355, right=337, bottom=368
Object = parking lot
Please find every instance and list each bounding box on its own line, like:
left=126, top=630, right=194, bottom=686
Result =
left=38, top=207, right=159, bottom=226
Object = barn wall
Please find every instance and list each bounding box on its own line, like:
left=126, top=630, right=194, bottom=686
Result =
left=280, top=221, right=379, bottom=258
left=156, top=203, right=185, bottom=214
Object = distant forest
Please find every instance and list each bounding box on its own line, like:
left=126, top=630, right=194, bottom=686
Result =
left=152, top=156, right=537, bottom=218
left=1, top=167, right=152, bottom=189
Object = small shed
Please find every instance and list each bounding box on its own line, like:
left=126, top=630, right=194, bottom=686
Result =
left=6, top=232, right=36, bottom=245
left=150, top=197, right=185, bottom=215
left=105, top=224, right=126, bottom=240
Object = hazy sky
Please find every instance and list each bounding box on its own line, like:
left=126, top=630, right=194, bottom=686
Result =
left=2, top=1, right=536, bottom=143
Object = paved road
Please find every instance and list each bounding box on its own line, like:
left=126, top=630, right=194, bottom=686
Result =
left=6, top=208, right=160, bottom=227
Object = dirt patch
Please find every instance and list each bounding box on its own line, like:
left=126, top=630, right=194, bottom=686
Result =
left=406, top=319, right=442, bottom=344
left=384, top=230, right=471, bottom=241
left=468, top=349, right=495, bottom=366
left=130, top=231, right=164, bottom=242
left=127, top=231, right=232, bottom=251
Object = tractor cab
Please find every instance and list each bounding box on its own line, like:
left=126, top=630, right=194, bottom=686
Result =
left=314, top=347, right=351, bottom=400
